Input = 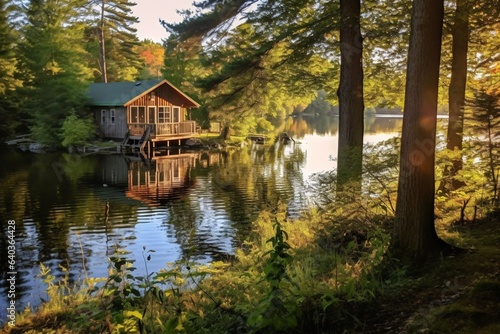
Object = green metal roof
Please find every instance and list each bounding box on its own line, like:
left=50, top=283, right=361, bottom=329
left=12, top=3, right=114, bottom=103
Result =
left=87, top=80, right=162, bottom=106
left=87, top=79, right=200, bottom=107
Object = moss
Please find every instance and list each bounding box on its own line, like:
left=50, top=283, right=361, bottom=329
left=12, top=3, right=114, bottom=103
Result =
left=430, top=305, right=493, bottom=333
left=471, top=280, right=500, bottom=303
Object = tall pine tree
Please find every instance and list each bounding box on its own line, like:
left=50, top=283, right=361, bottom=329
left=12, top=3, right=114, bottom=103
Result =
left=18, top=0, right=92, bottom=145
left=89, top=0, right=141, bottom=82
left=0, top=0, right=22, bottom=140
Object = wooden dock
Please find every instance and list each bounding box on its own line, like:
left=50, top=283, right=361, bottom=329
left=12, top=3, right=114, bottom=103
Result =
left=247, top=134, right=267, bottom=144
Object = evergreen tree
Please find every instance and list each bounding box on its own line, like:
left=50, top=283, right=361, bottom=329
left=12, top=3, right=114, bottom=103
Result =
left=362, top=0, right=412, bottom=109
left=89, top=0, right=141, bottom=82
left=0, top=0, right=22, bottom=140
left=163, top=34, right=209, bottom=127
left=162, top=0, right=340, bottom=139
left=0, top=0, right=18, bottom=95
left=162, top=0, right=413, bottom=176
left=163, top=34, right=203, bottom=88
left=18, top=0, right=92, bottom=145
left=435, top=0, right=500, bottom=193
left=468, top=84, right=500, bottom=203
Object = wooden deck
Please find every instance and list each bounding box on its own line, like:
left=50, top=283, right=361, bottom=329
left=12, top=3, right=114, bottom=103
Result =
left=128, top=122, right=197, bottom=138
left=123, top=122, right=199, bottom=157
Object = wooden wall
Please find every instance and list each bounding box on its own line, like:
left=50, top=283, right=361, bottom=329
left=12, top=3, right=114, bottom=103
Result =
left=93, top=107, right=127, bottom=139
left=127, top=83, right=191, bottom=123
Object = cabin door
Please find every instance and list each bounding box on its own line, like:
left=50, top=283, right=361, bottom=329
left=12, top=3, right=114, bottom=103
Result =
left=173, top=106, right=180, bottom=123
left=148, top=106, right=156, bottom=124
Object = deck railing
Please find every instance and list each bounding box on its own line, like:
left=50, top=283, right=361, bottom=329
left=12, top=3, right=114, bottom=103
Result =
left=128, top=121, right=197, bottom=137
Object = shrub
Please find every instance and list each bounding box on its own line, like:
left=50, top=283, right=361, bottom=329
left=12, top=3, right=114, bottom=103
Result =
left=60, top=111, right=96, bottom=148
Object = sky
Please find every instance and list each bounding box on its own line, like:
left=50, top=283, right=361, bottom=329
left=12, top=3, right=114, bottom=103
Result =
left=132, top=0, right=195, bottom=43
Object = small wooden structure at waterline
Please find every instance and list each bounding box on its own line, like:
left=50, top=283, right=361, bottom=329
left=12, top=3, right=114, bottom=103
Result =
left=277, top=132, right=295, bottom=144
left=246, top=133, right=295, bottom=145
left=5, top=134, right=35, bottom=151
left=247, top=134, right=268, bottom=144
left=87, top=79, right=201, bottom=157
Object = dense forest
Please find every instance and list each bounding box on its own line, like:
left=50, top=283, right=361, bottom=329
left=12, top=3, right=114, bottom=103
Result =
left=0, top=0, right=165, bottom=145
left=1, top=0, right=499, bottom=332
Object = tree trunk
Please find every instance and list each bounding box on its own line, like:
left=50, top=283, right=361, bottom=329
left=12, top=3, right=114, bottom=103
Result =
left=336, top=0, right=364, bottom=185
left=393, top=0, right=447, bottom=259
left=99, top=0, right=107, bottom=83
left=486, top=115, right=499, bottom=203
left=442, top=0, right=469, bottom=190
left=220, top=125, right=231, bottom=140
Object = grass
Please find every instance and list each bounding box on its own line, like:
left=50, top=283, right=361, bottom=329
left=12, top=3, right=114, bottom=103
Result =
left=1, top=206, right=499, bottom=334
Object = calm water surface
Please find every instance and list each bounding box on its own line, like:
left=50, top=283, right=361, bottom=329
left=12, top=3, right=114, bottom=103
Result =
left=0, top=116, right=404, bottom=313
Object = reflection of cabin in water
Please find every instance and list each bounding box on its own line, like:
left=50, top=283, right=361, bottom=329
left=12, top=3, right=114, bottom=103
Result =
left=96, top=152, right=223, bottom=206
left=87, top=79, right=200, bottom=154
left=125, top=154, right=198, bottom=205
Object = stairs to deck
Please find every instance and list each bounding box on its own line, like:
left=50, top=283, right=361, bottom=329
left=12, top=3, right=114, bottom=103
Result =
left=121, top=125, right=152, bottom=155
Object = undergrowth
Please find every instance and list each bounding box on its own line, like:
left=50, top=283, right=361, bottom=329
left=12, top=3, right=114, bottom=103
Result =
left=2, top=130, right=498, bottom=333
left=2, top=199, right=396, bottom=334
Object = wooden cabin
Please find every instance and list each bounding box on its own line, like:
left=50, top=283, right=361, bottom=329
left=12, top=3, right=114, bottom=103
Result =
left=87, top=79, right=200, bottom=152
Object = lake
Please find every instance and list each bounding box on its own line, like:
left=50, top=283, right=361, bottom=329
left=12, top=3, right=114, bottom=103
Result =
left=0, top=115, right=405, bottom=312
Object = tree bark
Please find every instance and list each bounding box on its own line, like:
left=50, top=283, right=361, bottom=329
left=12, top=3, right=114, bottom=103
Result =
left=393, top=0, right=447, bottom=259
left=443, top=0, right=470, bottom=190
left=337, top=0, right=364, bottom=185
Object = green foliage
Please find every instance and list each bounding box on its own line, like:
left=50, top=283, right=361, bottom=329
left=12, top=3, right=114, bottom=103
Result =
left=262, top=219, right=294, bottom=289
left=17, top=0, right=91, bottom=146
left=61, top=112, right=97, bottom=148
left=433, top=81, right=500, bottom=221
left=86, top=0, right=141, bottom=82
left=247, top=218, right=298, bottom=333
left=0, top=94, right=22, bottom=142
left=300, top=90, right=337, bottom=116
left=467, top=85, right=500, bottom=203
left=0, top=0, right=23, bottom=141
left=8, top=199, right=399, bottom=334
left=0, top=0, right=20, bottom=95
left=166, top=6, right=330, bottom=136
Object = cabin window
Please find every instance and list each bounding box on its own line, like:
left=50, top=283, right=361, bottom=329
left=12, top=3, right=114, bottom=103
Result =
left=138, top=106, right=146, bottom=123
left=101, top=109, right=107, bottom=125
left=130, top=106, right=146, bottom=123
left=110, top=109, right=115, bottom=125
left=158, top=106, right=171, bottom=123
left=165, top=108, right=171, bottom=123
left=148, top=106, right=156, bottom=123
left=173, top=107, right=180, bottom=123
left=130, top=106, right=138, bottom=123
